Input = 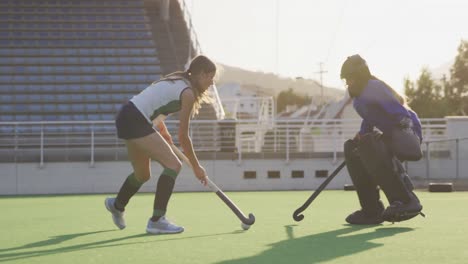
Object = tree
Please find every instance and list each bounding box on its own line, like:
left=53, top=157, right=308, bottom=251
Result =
left=276, top=87, right=311, bottom=113
left=448, top=40, right=468, bottom=115
left=404, top=68, right=446, bottom=117
left=405, top=40, right=468, bottom=117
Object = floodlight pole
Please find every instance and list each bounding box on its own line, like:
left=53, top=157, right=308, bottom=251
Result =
left=314, top=62, right=327, bottom=105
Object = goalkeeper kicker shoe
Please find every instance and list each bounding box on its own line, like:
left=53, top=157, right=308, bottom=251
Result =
left=346, top=200, right=385, bottom=225
left=382, top=194, right=424, bottom=223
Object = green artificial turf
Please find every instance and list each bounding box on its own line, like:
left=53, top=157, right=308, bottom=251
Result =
left=1, top=191, right=467, bottom=264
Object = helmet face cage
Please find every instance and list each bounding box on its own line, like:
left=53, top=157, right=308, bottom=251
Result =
left=340, top=55, right=369, bottom=80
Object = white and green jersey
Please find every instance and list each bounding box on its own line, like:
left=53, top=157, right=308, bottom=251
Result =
left=130, top=78, right=191, bottom=124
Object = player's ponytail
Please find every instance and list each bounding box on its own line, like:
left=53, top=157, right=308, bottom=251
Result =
left=186, top=55, right=217, bottom=116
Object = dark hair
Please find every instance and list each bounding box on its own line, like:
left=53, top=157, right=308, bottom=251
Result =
left=187, top=55, right=216, bottom=76
left=341, top=54, right=406, bottom=105
left=340, top=55, right=371, bottom=97
left=163, top=55, right=216, bottom=85
left=340, top=54, right=370, bottom=80
left=161, top=55, right=217, bottom=116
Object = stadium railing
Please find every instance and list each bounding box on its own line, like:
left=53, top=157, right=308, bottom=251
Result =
left=0, top=118, right=452, bottom=165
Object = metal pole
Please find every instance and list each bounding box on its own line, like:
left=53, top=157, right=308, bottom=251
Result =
left=14, top=123, right=18, bottom=194
left=237, top=144, right=242, bottom=165
left=455, top=138, right=459, bottom=180
left=40, top=125, right=44, bottom=168
left=237, top=126, right=242, bottom=165
left=115, top=130, right=119, bottom=161
left=274, top=124, right=277, bottom=152
left=314, top=62, right=328, bottom=105
left=425, top=142, right=430, bottom=179
left=14, top=123, right=18, bottom=162
left=90, top=124, right=95, bottom=167
left=332, top=121, right=337, bottom=164
left=286, top=125, right=290, bottom=163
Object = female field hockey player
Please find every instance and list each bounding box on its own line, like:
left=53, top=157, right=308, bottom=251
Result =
left=340, top=54, right=424, bottom=225
left=105, top=55, right=216, bottom=234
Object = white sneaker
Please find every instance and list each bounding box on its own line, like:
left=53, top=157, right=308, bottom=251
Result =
left=105, top=197, right=126, bottom=230
left=146, top=216, right=184, bottom=234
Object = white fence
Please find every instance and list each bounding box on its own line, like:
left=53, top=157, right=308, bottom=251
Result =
left=1, top=118, right=468, bottom=195
left=0, top=118, right=453, bottom=164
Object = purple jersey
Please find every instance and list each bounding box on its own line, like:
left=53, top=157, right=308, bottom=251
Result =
left=353, top=79, right=422, bottom=141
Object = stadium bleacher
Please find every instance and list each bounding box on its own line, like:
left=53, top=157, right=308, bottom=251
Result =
left=0, top=0, right=224, bottom=162
left=0, top=0, right=161, bottom=123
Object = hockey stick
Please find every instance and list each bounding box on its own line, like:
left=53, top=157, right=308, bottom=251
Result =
left=293, top=161, right=346, bottom=222
left=171, top=145, right=256, bottom=226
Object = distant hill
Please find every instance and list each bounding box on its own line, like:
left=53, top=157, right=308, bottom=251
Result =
left=217, top=64, right=344, bottom=101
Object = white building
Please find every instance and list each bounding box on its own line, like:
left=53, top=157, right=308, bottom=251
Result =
left=217, top=82, right=273, bottom=120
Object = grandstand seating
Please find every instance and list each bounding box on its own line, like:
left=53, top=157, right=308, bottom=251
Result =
left=0, top=0, right=162, bottom=123
left=0, top=0, right=224, bottom=162
left=0, top=0, right=219, bottom=124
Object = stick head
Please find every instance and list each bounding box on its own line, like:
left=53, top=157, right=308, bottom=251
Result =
left=242, top=213, right=255, bottom=225
left=293, top=212, right=304, bottom=222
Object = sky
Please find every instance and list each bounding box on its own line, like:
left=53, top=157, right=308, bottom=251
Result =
left=185, top=0, right=468, bottom=93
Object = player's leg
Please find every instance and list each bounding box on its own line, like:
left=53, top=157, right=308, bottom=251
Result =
left=343, top=139, right=384, bottom=225
left=116, top=140, right=151, bottom=209
left=382, top=157, right=423, bottom=222
left=105, top=140, right=150, bottom=229
left=127, top=132, right=184, bottom=234
left=358, top=132, right=422, bottom=222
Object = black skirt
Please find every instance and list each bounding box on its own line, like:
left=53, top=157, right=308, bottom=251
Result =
left=115, top=101, right=155, bottom=140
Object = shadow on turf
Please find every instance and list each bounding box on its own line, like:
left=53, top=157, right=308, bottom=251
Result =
left=0, top=230, right=115, bottom=253
left=0, top=230, right=243, bottom=262
left=216, top=224, right=415, bottom=264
